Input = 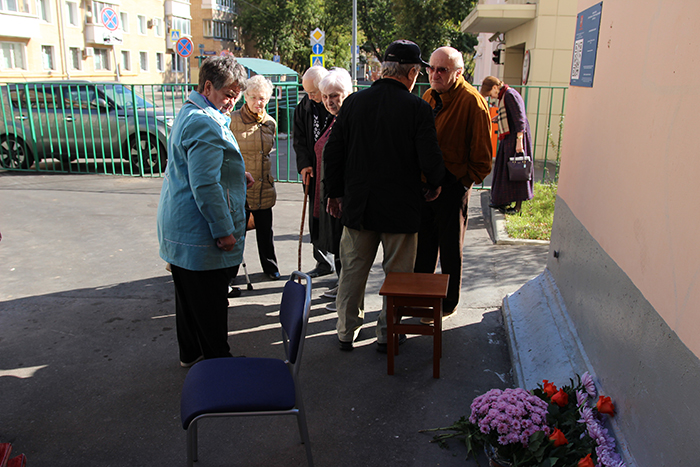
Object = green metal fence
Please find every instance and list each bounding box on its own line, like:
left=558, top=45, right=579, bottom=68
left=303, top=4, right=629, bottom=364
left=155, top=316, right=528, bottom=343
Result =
left=1, top=81, right=564, bottom=183
left=0, top=81, right=300, bottom=179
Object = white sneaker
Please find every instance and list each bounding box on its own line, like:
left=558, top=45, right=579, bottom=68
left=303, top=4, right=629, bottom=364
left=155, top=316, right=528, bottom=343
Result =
left=322, top=286, right=338, bottom=299
left=326, top=301, right=337, bottom=312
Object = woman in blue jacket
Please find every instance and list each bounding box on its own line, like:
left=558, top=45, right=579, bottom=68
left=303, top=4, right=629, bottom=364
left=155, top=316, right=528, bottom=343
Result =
left=157, top=56, right=253, bottom=367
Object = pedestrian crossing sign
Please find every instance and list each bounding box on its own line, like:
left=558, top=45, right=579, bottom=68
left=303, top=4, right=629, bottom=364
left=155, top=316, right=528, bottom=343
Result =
left=310, top=54, right=324, bottom=67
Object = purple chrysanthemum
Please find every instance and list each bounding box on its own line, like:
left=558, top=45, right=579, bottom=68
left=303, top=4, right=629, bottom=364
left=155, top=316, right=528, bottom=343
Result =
left=577, top=389, right=588, bottom=407
left=581, top=372, right=597, bottom=398
left=469, top=388, right=550, bottom=447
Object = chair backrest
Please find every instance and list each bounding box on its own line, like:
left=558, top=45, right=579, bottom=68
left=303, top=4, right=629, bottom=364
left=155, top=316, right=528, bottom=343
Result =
left=279, top=272, right=312, bottom=372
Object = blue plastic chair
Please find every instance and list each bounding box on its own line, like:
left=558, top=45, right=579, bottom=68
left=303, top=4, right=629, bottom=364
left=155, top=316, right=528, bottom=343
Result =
left=180, top=271, right=314, bottom=466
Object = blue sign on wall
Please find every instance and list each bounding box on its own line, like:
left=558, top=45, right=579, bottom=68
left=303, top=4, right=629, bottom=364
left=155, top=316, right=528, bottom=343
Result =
left=570, top=1, right=603, bottom=88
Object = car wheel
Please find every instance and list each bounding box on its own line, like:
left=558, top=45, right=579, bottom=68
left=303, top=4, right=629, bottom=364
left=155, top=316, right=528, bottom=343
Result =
left=128, top=133, right=167, bottom=174
left=0, top=135, right=35, bottom=169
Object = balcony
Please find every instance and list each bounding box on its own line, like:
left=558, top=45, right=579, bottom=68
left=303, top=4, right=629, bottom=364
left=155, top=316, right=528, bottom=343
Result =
left=165, top=0, right=191, bottom=18
left=0, top=10, right=39, bottom=39
left=461, top=3, right=536, bottom=34
left=84, top=23, right=124, bottom=45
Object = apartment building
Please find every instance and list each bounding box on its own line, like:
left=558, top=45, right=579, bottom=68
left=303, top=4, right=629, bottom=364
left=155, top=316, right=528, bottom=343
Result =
left=0, top=0, right=193, bottom=84
left=188, top=0, right=242, bottom=84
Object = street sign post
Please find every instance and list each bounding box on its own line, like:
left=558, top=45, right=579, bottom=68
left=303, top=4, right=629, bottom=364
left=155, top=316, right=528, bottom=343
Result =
left=101, top=8, right=120, bottom=82
left=176, top=37, right=193, bottom=58
left=310, top=29, right=325, bottom=69
left=310, top=54, right=324, bottom=67
left=310, top=28, right=325, bottom=46
left=101, top=7, right=118, bottom=31
left=176, top=37, right=193, bottom=85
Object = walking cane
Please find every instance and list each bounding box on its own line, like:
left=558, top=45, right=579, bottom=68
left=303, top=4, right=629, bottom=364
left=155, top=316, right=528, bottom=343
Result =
left=298, top=181, right=309, bottom=283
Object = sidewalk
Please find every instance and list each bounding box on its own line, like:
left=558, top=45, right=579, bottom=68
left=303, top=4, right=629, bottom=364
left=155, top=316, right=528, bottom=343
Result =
left=0, top=173, right=549, bottom=467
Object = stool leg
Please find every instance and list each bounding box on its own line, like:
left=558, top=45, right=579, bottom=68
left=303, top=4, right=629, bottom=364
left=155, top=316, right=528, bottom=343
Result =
left=387, top=296, right=395, bottom=376
left=433, top=301, right=442, bottom=379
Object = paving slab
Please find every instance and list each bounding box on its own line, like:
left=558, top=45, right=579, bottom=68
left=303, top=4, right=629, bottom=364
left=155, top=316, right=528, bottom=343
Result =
left=0, top=172, right=548, bottom=467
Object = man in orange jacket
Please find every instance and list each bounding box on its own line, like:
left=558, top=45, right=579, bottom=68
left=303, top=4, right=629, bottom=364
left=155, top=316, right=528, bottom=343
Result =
left=415, top=46, right=493, bottom=322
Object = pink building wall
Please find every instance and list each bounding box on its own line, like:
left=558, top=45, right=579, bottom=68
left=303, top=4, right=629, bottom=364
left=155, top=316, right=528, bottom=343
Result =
left=559, top=0, right=700, bottom=357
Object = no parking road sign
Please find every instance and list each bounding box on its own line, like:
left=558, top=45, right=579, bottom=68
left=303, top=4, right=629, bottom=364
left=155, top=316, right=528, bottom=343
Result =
left=101, top=7, right=119, bottom=31
left=176, top=37, right=194, bottom=58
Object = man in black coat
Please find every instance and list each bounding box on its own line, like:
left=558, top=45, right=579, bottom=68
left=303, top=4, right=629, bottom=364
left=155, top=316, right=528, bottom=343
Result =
left=324, top=40, right=455, bottom=352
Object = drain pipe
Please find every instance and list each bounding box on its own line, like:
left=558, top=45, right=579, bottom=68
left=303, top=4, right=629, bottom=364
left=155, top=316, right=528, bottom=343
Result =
left=56, top=0, right=71, bottom=79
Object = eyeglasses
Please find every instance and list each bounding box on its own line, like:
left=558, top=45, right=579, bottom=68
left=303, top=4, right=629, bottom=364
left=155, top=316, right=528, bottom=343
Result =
left=426, top=66, right=451, bottom=74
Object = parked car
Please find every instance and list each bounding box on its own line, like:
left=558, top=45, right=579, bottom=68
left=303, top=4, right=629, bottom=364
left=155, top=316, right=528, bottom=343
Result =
left=0, top=81, right=173, bottom=174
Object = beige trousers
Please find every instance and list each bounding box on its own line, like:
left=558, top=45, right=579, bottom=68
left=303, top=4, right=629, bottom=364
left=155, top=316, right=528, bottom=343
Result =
left=335, top=226, right=417, bottom=344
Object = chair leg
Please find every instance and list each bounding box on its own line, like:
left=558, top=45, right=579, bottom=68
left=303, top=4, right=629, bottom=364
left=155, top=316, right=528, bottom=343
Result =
left=187, top=420, right=198, bottom=466
left=294, top=404, right=314, bottom=467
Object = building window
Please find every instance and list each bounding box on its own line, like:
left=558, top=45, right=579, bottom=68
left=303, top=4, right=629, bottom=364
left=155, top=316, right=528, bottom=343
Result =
left=69, top=47, right=81, bottom=70
left=119, top=12, right=128, bottom=32
left=121, top=50, right=130, bottom=71
left=94, top=48, right=109, bottom=70
left=215, top=0, right=236, bottom=13
left=0, top=42, right=26, bottom=70
left=66, top=1, right=78, bottom=26
left=208, top=20, right=237, bottom=41
left=153, top=17, right=163, bottom=36
left=139, top=51, right=147, bottom=71
left=37, top=0, right=51, bottom=21
left=171, top=53, right=184, bottom=73
left=1, top=0, right=30, bottom=12
left=41, top=45, right=55, bottom=70
left=92, top=1, right=113, bottom=25
left=1, top=0, right=16, bottom=11
left=156, top=52, right=164, bottom=72
left=171, top=16, right=190, bottom=36
left=137, top=14, right=146, bottom=34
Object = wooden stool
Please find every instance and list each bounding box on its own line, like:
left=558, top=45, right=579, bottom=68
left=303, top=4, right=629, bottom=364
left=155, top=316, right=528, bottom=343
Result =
left=379, top=272, right=449, bottom=378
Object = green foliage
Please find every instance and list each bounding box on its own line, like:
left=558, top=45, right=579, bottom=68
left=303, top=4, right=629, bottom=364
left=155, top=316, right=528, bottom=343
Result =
left=235, top=0, right=326, bottom=73
left=505, top=182, right=557, bottom=240
left=235, top=0, right=479, bottom=73
left=393, top=0, right=478, bottom=59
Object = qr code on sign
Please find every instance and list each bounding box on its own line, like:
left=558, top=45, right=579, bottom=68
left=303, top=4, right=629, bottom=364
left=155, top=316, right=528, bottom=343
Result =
left=571, top=38, right=583, bottom=80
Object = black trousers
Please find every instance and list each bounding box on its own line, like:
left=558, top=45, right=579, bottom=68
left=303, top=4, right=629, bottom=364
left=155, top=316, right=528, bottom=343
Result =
left=171, top=264, right=238, bottom=363
left=414, top=182, right=471, bottom=314
left=249, top=208, right=279, bottom=275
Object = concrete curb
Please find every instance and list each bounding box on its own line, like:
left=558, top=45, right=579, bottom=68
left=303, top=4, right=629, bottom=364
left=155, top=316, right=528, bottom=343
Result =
left=491, top=206, right=550, bottom=246
left=502, top=269, right=637, bottom=467
left=502, top=269, right=590, bottom=389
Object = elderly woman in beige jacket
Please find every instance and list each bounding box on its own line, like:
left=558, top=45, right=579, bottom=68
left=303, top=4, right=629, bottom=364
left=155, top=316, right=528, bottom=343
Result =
left=230, top=74, right=280, bottom=281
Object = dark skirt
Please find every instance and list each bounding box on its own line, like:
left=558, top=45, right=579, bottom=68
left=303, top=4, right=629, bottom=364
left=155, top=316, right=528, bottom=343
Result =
left=490, top=134, right=535, bottom=206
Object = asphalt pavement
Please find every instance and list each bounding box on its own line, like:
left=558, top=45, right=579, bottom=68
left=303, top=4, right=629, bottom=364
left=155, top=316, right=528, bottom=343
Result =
left=0, top=172, right=549, bottom=467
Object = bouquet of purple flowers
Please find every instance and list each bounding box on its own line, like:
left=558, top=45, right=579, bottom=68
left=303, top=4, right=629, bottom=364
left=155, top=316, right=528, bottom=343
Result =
left=469, top=388, right=551, bottom=447
left=421, top=372, right=625, bottom=467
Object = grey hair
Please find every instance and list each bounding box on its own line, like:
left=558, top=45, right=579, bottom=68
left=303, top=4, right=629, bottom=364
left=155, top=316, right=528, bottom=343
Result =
left=244, top=74, right=274, bottom=100
left=302, top=66, right=329, bottom=87
left=197, top=56, right=248, bottom=93
left=380, top=61, right=420, bottom=79
left=318, top=68, right=353, bottom=96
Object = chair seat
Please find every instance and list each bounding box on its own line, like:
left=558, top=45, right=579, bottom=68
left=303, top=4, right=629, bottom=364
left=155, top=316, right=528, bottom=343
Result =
left=181, top=357, right=296, bottom=429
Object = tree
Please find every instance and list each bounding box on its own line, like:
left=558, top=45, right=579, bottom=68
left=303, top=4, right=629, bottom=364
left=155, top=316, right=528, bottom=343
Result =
left=235, top=0, right=325, bottom=72
left=393, top=0, right=478, bottom=57
left=235, top=0, right=479, bottom=74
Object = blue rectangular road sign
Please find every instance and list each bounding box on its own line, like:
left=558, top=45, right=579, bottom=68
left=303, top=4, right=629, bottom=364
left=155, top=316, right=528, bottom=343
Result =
left=310, top=54, right=324, bottom=67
